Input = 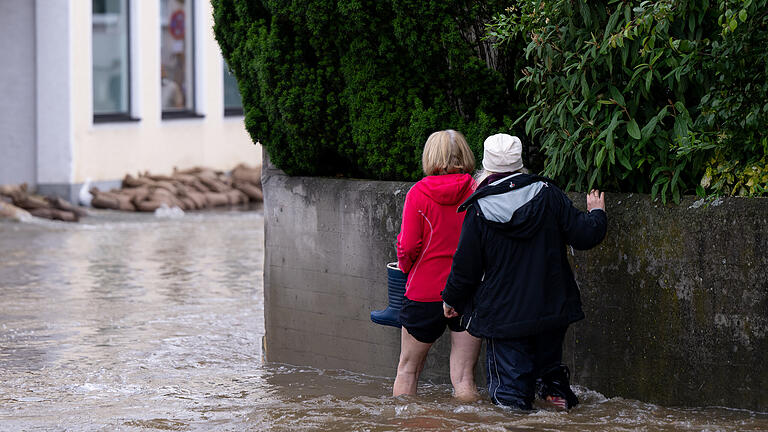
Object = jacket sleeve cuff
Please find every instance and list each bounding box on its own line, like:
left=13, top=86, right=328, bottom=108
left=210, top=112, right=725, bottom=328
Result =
left=441, top=287, right=464, bottom=312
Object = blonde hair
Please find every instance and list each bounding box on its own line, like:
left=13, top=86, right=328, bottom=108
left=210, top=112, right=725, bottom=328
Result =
left=421, top=130, right=476, bottom=176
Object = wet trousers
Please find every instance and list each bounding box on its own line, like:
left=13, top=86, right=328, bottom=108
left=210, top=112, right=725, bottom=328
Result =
left=485, top=326, right=573, bottom=410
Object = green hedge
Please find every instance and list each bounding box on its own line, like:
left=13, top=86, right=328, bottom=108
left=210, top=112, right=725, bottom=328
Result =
left=488, top=0, right=768, bottom=201
left=212, top=0, right=521, bottom=180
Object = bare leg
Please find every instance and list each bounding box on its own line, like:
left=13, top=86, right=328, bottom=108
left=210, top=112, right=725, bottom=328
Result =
left=449, top=330, right=482, bottom=402
left=393, top=327, right=432, bottom=396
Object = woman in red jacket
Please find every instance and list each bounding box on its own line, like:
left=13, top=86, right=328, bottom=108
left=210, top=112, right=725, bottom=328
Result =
left=393, top=129, right=482, bottom=401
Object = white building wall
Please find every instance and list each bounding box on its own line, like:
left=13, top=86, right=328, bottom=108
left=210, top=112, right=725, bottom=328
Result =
left=69, top=0, right=259, bottom=185
left=0, top=0, right=37, bottom=186
left=36, top=0, right=75, bottom=190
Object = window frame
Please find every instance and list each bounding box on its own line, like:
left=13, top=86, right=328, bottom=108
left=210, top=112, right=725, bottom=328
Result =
left=160, top=0, right=201, bottom=120
left=92, top=0, right=138, bottom=123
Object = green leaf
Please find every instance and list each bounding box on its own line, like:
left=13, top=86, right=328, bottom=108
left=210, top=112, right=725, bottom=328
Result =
left=605, top=8, right=621, bottom=38
left=525, top=114, right=536, bottom=136
left=609, top=86, right=625, bottom=106
left=606, top=129, right=615, bottom=153
left=589, top=169, right=600, bottom=190
left=739, top=9, right=747, bottom=22
left=645, top=70, right=653, bottom=92
left=671, top=169, right=681, bottom=190
left=617, top=147, right=632, bottom=170
left=627, top=118, right=641, bottom=139
left=673, top=117, right=689, bottom=141
left=651, top=165, right=669, bottom=180
left=580, top=73, right=589, bottom=99
left=651, top=182, right=660, bottom=199
left=641, top=115, right=658, bottom=140
left=575, top=149, right=587, bottom=171
left=596, top=147, right=606, bottom=168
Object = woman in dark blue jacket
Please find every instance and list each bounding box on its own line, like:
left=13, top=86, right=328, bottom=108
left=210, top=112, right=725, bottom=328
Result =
left=442, top=133, right=607, bottom=410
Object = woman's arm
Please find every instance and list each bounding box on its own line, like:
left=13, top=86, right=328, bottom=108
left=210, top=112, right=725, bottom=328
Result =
left=396, top=189, right=423, bottom=274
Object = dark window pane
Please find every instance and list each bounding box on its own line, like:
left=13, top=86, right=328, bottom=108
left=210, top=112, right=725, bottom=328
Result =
left=223, top=62, right=243, bottom=114
left=161, top=0, right=194, bottom=113
left=92, top=0, right=129, bottom=116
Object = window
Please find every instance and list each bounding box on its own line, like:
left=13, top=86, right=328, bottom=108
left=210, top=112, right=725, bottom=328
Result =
left=92, top=0, right=132, bottom=121
left=160, top=0, right=197, bottom=118
left=223, top=62, right=243, bottom=116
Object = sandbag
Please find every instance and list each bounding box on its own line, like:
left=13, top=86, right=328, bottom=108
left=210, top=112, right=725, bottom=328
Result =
left=47, top=196, right=88, bottom=218
left=198, top=176, right=230, bottom=193
left=29, top=207, right=78, bottom=222
left=122, top=174, right=153, bottom=188
left=232, top=164, right=262, bottom=187
left=91, top=189, right=136, bottom=211
left=204, top=192, right=229, bottom=207
left=0, top=201, right=31, bottom=222
left=185, top=191, right=208, bottom=209
left=0, top=184, right=25, bottom=198
left=179, top=196, right=197, bottom=211
left=13, top=194, right=49, bottom=210
left=225, top=189, right=249, bottom=205
left=121, top=186, right=151, bottom=204
left=154, top=180, right=178, bottom=195
left=171, top=173, right=199, bottom=184
left=235, top=182, right=264, bottom=201
left=135, top=200, right=163, bottom=212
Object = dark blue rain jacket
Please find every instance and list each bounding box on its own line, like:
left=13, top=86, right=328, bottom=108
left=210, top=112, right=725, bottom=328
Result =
left=441, top=173, right=607, bottom=338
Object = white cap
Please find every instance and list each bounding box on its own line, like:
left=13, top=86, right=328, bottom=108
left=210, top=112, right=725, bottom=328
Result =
left=482, top=134, right=524, bottom=173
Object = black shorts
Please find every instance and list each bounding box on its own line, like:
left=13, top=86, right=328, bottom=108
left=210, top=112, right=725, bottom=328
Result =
left=399, top=298, right=465, bottom=344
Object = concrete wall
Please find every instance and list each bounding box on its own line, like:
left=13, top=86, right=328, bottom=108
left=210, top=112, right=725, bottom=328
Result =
left=0, top=0, right=37, bottom=186
left=261, top=154, right=417, bottom=378
left=567, top=193, right=768, bottom=410
left=262, top=161, right=768, bottom=411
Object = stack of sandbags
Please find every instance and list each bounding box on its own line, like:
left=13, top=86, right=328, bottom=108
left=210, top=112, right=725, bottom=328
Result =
left=0, top=184, right=87, bottom=222
left=232, top=163, right=263, bottom=201
left=89, top=164, right=263, bottom=212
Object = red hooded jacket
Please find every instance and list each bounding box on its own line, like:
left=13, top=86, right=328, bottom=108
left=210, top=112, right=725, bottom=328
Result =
left=396, top=173, right=475, bottom=302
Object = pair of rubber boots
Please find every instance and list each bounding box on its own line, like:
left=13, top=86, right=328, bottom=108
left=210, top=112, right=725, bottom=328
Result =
left=536, top=364, right=579, bottom=409
left=370, top=262, right=406, bottom=327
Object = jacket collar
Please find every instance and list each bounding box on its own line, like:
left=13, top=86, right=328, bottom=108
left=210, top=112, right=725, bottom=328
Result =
left=458, top=173, right=555, bottom=212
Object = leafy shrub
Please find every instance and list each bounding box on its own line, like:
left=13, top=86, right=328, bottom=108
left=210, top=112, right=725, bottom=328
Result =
left=488, top=0, right=768, bottom=201
left=212, top=0, right=520, bottom=180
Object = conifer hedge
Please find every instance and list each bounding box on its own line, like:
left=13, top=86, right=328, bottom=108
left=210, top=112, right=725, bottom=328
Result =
left=212, top=0, right=520, bottom=180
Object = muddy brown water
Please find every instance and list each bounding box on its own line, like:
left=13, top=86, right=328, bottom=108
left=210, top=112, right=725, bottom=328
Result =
left=1, top=209, right=766, bottom=431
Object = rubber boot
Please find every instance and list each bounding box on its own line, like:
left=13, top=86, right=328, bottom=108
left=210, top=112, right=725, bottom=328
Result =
left=536, top=364, right=579, bottom=409
left=370, top=262, right=406, bottom=327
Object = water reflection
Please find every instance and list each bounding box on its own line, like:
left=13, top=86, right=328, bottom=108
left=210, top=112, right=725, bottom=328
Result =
left=1, top=209, right=766, bottom=431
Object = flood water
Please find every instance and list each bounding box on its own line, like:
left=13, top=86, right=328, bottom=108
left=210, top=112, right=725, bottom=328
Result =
left=1, top=209, right=766, bottom=431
